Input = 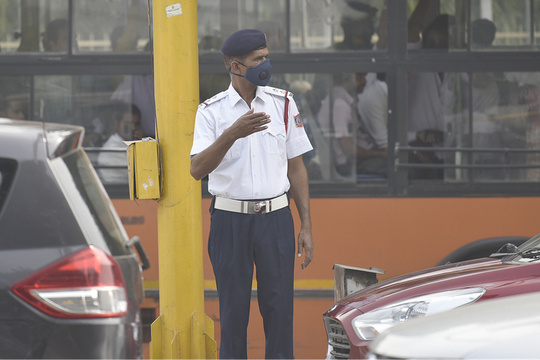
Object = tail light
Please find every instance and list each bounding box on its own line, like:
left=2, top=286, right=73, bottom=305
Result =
left=11, top=246, right=128, bottom=319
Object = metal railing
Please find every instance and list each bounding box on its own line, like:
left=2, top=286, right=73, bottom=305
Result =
left=395, top=144, right=540, bottom=170
left=84, top=147, right=128, bottom=170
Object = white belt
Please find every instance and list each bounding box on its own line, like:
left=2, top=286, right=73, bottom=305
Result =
left=214, top=194, right=288, bottom=215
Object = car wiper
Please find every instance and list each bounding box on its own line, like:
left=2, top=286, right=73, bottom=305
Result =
left=490, top=243, right=519, bottom=258
left=517, top=248, right=540, bottom=259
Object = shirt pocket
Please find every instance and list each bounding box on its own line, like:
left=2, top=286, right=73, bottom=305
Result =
left=262, top=124, right=286, bottom=155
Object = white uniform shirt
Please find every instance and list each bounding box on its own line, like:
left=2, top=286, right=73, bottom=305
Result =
left=97, top=132, right=128, bottom=184
left=317, top=86, right=356, bottom=166
left=407, top=41, right=456, bottom=142
left=357, top=73, right=388, bottom=150
left=191, top=84, right=313, bottom=200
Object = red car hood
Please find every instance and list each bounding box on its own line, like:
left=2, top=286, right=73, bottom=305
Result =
left=332, top=257, right=512, bottom=313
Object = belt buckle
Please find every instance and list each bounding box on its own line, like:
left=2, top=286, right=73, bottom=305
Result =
left=253, top=201, right=266, bottom=214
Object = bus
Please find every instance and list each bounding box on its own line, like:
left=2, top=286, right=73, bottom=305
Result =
left=2, top=0, right=540, bottom=358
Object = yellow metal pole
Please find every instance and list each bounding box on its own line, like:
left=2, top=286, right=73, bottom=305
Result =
left=150, top=1, right=216, bottom=358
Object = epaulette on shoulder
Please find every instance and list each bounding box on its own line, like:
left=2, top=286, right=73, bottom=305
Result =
left=199, top=91, right=227, bottom=109
left=263, top=86, right=294, bottom=100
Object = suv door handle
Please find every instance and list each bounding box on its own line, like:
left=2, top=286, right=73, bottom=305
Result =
left=128, top=236, right=151, bottom=270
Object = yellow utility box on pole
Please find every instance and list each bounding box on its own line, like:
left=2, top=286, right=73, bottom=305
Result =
left=148, top=1, right=216, bottom=359
left=124, top=138, right=161, bottom=200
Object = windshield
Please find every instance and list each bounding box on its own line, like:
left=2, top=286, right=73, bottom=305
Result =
left=504, top=233, right=540, bottom=264
left=51, top=149, right=129, bottom=256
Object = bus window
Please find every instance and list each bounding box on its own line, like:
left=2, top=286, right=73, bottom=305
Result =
left=109, top=74, right=156, bottom=138
left=0, top=76, right=30, bottom=120
left=279, top=72, right=388, bottom=183
left=469, top=72, right=539, bottom=182
left=73, top=0, right=150, bottom=53
left=290, top=0, right=385, bottom=51
left=199, top=74, right=230, bottom=104
left=198, top=0, right=287, bottom=54
left=0, top=0, right=150, bottom=54
left=318, top=73, right=366, bottom=181
left=0, top=0, right=70, bottom=53
left=31, top=73, right=151, bottom=185
left=34, top=75, right=73, bottom=124
left=407, top=0, right=467, bottom=52
left=79, top=73, right=153, bottom=185
left=472, top=0, right=539, bottom=48
left=406, top=70, right=540, bottom=183
left=408, top=0, right=540, bottom=52
left=285, top=74, right=329, bottom=182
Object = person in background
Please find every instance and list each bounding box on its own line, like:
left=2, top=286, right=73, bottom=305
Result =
left=356, top=72, right=388, bottom=176
left=111, top=73, right=155, bottom=138
left=110, top=1, right=142, bottom=52
left=471, top=18, right=496, bottom=49
left=0, top=93, right=27, bottom=120
left=407, top=0, right=457, bottom=179
left=290, top=79, right=323, bottom=180
left=110, top=24, right=139, bottom=52
left=109, top=11, right=156, bottom=138
left=42, top=18, right=70, bottom=52
left=97, top=104, right=142, bottom=184
left=408, top=10, right=456, bottom=143
left=110, top=3, right=156, bottom=138
left=466, top=18, right=508, bottom=179
left=318, top=73, right=359, bottom=177
left=334, top=1, right=377, bottom=50
left=190, top=29, right=314, bottom=359
left=129, top=104, right=144, bottom=140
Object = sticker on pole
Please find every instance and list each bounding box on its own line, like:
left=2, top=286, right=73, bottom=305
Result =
left=165, top=3, right=183, bottom=17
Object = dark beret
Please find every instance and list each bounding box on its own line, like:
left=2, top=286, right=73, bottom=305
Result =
left=221, top=29, right=267, bottom=56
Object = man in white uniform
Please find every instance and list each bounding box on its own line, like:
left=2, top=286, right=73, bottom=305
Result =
left=356, top=72, right=388, bottom=176
left=190, top=29, right=314, bottom=359
left=317, top=73, right=358, bottom=177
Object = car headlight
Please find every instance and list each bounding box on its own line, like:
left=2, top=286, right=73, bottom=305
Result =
left=352, top=287, right=486, bottom=341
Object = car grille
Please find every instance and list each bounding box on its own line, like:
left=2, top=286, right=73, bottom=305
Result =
left=324, top=317, right=350, bottom=359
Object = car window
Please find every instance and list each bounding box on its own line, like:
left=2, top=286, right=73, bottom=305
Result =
left=0, top=155, right=85, bottom=250
left=0, top=159, right=17, bottom=214
left=58, top=150, right=129, bottom=256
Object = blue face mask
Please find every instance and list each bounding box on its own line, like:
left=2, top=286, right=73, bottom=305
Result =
left=235, top=59, right=272, bottom=86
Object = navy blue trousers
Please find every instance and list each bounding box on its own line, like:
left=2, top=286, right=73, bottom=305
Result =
left=208, top=201, right=295, bottom=359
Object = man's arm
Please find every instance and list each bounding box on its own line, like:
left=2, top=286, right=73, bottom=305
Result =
left=408, top=0, right=431, bottom=43
left=287, top=155, right=314, bottom=270
left=357, top=146, right=387, bottom=159
left=190, top=108, right=270, bottom=180
left=333, top=98, right=356, bottom=159
left=190, top=130, right=236, bottom=181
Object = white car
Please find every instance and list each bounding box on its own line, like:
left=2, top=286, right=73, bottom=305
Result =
left=367, top=292, right=540, bottom=359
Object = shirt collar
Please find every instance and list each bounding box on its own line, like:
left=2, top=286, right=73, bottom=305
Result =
left=227, top=83, right=269, bottom=107
left=255, top=86, right=270, bottom=103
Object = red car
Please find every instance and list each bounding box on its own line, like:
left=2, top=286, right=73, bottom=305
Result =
left=323, top=234, right=540, bottom=359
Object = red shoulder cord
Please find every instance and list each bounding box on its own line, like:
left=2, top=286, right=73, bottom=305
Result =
left=284, top=91, right=289, bottom=132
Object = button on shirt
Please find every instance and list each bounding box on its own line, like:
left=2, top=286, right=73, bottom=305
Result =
left=191, top=84, right=313, bottom=200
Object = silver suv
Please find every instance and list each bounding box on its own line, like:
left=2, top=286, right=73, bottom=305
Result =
left=0, top=119, right=148, bottom=358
